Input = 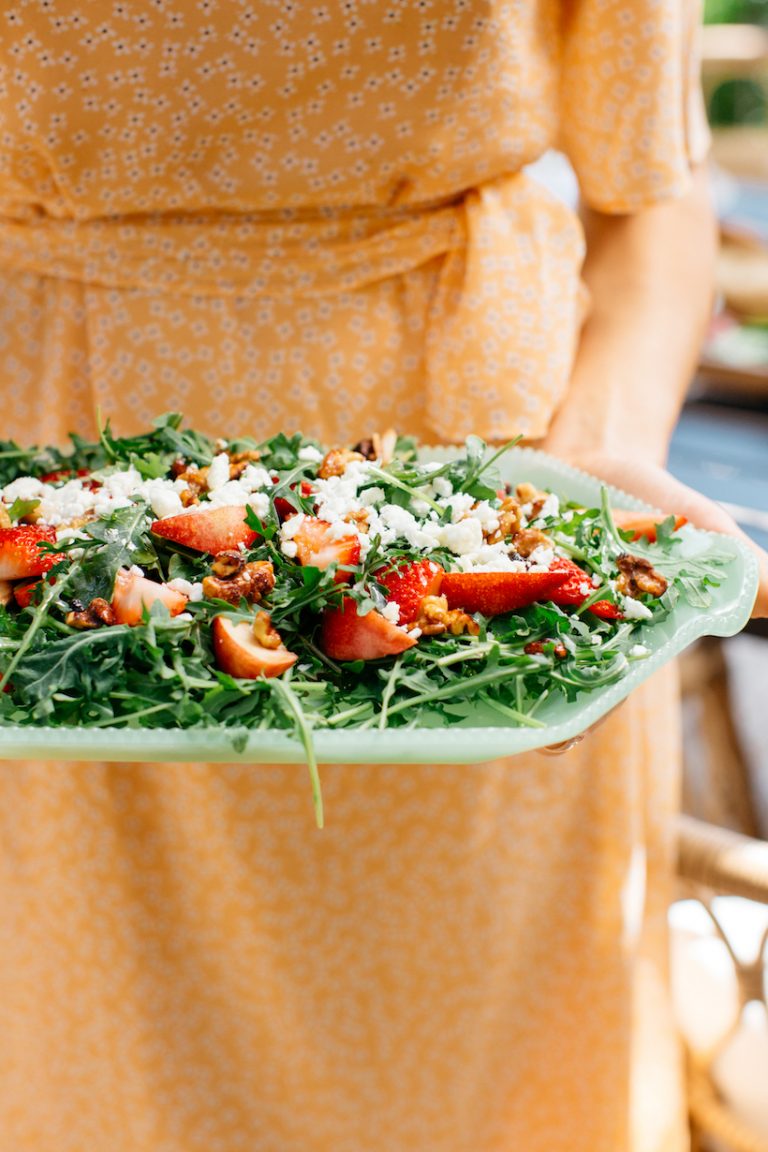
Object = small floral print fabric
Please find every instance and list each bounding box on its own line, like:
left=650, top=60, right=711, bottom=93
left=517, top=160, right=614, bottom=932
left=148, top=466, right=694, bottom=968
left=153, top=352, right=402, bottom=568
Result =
left=0, top=3, right=707, bottom=1150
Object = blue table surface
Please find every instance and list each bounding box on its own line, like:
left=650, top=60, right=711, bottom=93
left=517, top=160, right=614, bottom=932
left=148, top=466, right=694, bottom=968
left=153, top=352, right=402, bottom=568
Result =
left=668, top=401, right=768, bottom=551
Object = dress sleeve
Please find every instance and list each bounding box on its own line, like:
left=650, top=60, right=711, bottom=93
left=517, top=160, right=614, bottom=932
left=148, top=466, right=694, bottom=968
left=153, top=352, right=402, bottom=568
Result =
left=559, top=0, right=711, bottom=213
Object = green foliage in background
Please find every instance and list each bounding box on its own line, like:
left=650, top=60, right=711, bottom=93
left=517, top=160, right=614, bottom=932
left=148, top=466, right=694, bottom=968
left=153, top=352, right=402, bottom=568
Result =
left=704, top=0, right=768, bottom=24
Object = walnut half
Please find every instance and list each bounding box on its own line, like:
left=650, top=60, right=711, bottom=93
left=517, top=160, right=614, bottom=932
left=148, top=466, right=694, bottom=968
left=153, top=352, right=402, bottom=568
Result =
left=616, top=553, right=668, bottom=599
left=412, top=594, right=480, bottom=638
left=65, top=598, right=116, bottom=630
left=202, top=560, right=275, bottom=606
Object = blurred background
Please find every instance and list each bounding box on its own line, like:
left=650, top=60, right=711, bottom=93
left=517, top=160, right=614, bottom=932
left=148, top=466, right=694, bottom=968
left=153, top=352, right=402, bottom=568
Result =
left=653, top=5, right=768, bottom=1149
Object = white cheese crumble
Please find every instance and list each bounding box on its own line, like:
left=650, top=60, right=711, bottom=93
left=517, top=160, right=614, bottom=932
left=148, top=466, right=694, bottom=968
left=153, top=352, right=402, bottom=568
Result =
left=381, top=601, right=401, bottom=624
left=167, top=578, right=204, bottom=602
left=298, top=445, right=323, bottom=463
left=622, top=596, right=653, bottom=621
left=206, top=452, right=230, bottom=492
left=628, top=644, right=650, bottom=658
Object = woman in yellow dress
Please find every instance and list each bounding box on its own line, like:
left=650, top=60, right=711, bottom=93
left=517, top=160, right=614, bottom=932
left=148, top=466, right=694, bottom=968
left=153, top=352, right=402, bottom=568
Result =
left=1, top=3, right=766, bottom=1151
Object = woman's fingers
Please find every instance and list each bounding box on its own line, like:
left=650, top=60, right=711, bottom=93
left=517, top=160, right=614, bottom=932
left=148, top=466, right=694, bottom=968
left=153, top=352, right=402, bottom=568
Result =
left=569, top=454, right=768, bottom=619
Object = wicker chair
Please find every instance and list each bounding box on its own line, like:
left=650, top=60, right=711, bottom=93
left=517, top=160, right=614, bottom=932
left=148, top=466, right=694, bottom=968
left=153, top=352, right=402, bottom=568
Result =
left=676, top=815, right=768, bottom=1152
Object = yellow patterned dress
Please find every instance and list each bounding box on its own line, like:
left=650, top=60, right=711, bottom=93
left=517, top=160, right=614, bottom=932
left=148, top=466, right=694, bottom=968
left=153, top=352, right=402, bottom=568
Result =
left=0, top=4, right=708, bottom=1150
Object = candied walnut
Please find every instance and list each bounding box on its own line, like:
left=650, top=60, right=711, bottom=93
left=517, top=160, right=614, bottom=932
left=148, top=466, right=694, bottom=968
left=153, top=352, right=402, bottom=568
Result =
left=211, top=550, right=245, bottom=578
left=509, top=528, right=551, bottom=558
left=525, top=639, right=567, bottom=659
left=616, top=553, right=668, bottom=599
left=485, top=496, right=522, bottom=544
left=202, top=560, right=275, bottom=606
left=65, top=597, right=116, bottom=630
left=228, top=449, right=262, bottom=480
left=180, top=489, right=201, bottom=508
left=516, top=482, right=549, bottom=517
left=343, top=508, right=370, bottom=529
left=412, top=594, right=480, bottom=638
left=318, top=448, right=364, bottom=480
left=170, top=458, right=187, bottom=478
left=176, top=465, right=209, bottom=498
left=252, top=610, right=282, bottom=650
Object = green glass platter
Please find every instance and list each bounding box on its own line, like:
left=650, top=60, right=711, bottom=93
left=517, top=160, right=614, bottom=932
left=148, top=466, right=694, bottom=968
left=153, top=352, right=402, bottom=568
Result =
left=0, top=448, right=759, bottom=764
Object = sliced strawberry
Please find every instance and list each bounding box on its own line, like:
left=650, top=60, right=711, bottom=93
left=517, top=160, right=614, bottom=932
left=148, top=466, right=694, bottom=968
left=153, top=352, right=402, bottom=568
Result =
left=589, top=600, right=623, bottom=620
left=548, top=558, right=623, bottom=619
left=0, top=526, right=57, bottom=580
left=212, top=616, right=298, bottom=679
left=274, top=480, right=316, bottom=522
left=151, top=506, right=259, bottom=554
left=612, top=510, right=687, bottom=542
left=39, top=467, right=100, bottom=490
left=375, top=559, right=444, bottom=624
left=111, top=568, right=188, bottom=626
left=321, top=598, right=417, bottom=661
left=441, top=569, right=570, bottom=617
left=292, top=516, right=361, bottom=579
left=13, top=576, right=57, bottom=608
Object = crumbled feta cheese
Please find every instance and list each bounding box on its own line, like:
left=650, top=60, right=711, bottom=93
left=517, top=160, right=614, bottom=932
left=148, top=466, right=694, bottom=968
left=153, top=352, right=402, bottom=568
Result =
left=167, top=578, right=204, bottom=602
left=281, top=541, right=298, bottom=559
left=359, top=486, right=385, bottom=507
left=457, top=543, right=527, bottom=573
left=579, top=582, right=591, bottom=596
left=445, top=492, right=475, bottom=523
left=298, top=445, right=323, bottom=463
left=128, top=564, right=145, bottom=578
left=207, top=480, right=248, bottom=507
left=628, top=644, right=650, bottom=658
left=381, top=601, right=400, bottom=624
left=431, top=476, right=453, bottom=498
left=527, top=545, right=555, bottom=571
left=144, top=479, right=184, bottom=520
left=281, top=512, right=306, bottom=540
left=2, top=477, right=45, bottom=503
left=440, top=517, right=484, bottom=556
left=206, top=452, right=230, bottom=492
left=247, top=492, right=270, bottom=520
left=622, top=596, right=653, bottom=620
left=239, top=464, right=274, bottom=492
left=407, top=627, right=422, bottom=640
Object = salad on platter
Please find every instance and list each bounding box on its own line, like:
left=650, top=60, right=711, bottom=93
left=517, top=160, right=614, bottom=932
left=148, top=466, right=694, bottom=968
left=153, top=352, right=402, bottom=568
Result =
left=0, top=414, right=736, bottom=825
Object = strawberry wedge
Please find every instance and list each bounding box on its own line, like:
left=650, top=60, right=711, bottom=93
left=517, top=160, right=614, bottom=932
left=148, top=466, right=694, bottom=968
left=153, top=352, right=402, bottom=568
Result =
left=292, top=516, right=361, bottom=579
left=0, top=526, right=57, bottom=580
left=612, top=510, right=687, bottom=542
left=111, top=568, right=189, bottom=625
left=375, top=559, right=444, bottom=624
left=321, top=598, right=417, bottom=661
left=441, top=569, right=570, bottom=617
left=548, top=558, right=622, bottom=620
left=151, top=506, right=258, bottom=554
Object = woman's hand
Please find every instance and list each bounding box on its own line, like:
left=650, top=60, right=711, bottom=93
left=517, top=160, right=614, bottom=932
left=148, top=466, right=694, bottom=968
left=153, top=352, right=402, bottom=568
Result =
left=564, top=451, right=768, bottom=618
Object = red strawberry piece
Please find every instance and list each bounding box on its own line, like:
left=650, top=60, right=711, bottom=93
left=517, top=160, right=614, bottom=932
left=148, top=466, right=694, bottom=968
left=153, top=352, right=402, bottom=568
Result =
left=111, top=568, right=188, bottom=626
left=292, top=516, right=361, bottom=580
left=548, top=558, right=623, bottom=619
left=274, top=480, right=316, bottom=522
left=612, top=510, right=687, bottom=542
left=151, top=506, right=259, bottom=554
left=375, top=559, right=444, bottom=624
left=212, top=616, right=298, bottom=679
left=321, top=598, right=417, bottom=661
left=0, top=526, right=57, bottom=580
left=441, top=569, right=570, bottom=617
left=589, top=600, right=623, bottom=620
left=547, top=557, right=594, bottom=606
left=39, top=467, right=99, bottom=489
left=13, top=575, right=58, bottom=608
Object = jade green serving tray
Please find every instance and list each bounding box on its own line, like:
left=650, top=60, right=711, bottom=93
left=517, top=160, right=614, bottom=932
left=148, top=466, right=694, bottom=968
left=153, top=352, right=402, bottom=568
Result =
left=0, top=449, right=759, bottom=764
